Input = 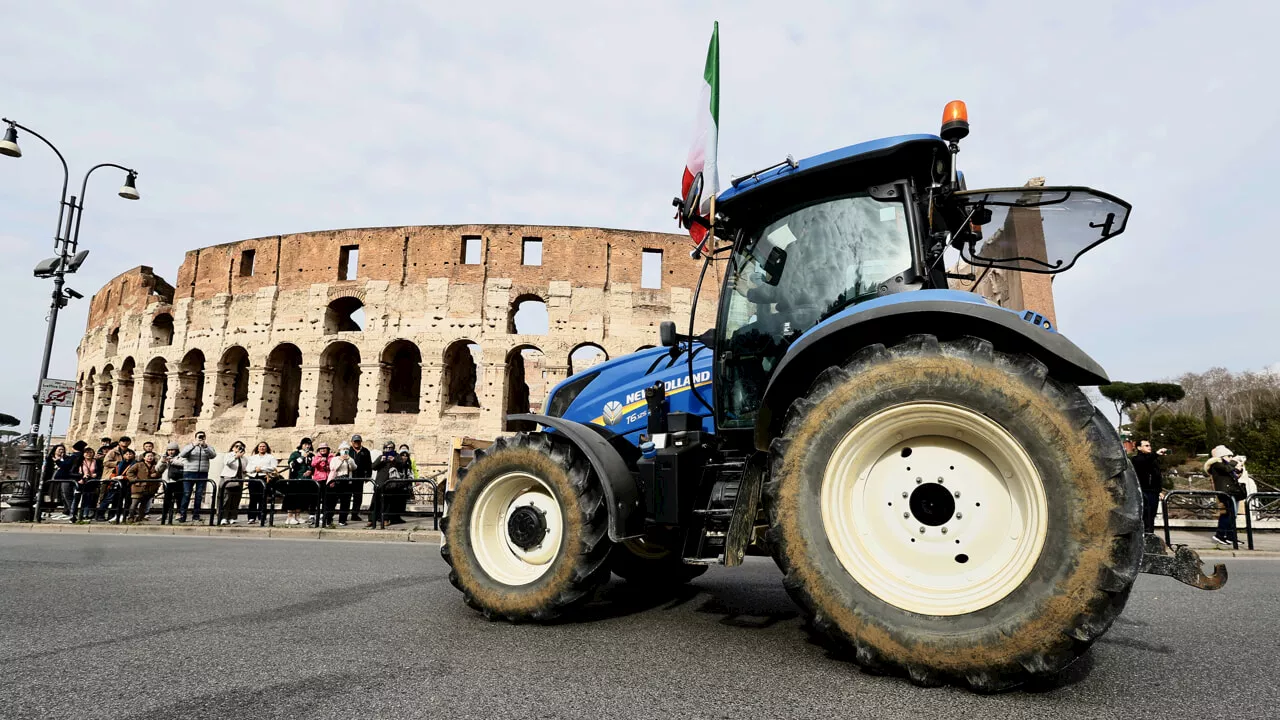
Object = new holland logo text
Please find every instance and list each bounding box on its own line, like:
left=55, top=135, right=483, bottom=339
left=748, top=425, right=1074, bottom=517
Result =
left=624, top=371, right=711, bottom=405
left=601, top=400, right=625, bottom=425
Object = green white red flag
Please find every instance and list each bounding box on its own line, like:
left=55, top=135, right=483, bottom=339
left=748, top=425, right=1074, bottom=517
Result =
left=680, top=22, right=719, bottom=249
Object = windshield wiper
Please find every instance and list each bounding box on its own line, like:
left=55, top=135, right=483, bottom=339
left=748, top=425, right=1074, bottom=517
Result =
left=730, top=155, right=799, bottom=188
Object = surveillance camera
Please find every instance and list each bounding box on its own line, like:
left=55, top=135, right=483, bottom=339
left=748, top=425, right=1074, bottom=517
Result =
left=64, top=288, right=84, bottom=300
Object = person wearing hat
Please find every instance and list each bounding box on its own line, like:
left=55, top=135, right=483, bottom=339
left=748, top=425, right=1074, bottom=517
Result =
left=284, top=437, right=315, bottom=526
left=348, top=434, right=372, bottom=522
left=369, top=441, right=412, bottom=528
left=1206, top=445, right=1245, bottom=546
left=160, top=442, right=185, bottom=521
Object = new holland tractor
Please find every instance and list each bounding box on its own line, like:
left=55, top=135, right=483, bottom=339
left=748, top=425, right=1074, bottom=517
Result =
left=440, top=101, right=1226, bottom=690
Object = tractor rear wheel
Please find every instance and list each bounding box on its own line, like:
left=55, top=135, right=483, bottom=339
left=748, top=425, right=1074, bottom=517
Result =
left=441, top=432, right=613, bottom=621
left=764, top=335, right=1143, bottom=691
left=610, top=531, right=709, bottom=585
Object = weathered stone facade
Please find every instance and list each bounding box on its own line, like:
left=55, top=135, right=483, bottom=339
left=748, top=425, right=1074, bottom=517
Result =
left=68, top=225, right=718, bottom=470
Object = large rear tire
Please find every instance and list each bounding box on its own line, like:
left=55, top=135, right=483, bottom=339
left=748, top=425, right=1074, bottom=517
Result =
left=441, top=433, right=613, bottom=621
left=764, top=335, right=1143, bottom=691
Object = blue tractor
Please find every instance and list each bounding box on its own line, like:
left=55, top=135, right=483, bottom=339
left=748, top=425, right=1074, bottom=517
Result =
left=441, top=102, right=1225, bottom=690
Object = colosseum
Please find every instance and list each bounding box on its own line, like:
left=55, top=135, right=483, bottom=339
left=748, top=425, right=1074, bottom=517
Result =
left=67, top=225, right=719, bottom=472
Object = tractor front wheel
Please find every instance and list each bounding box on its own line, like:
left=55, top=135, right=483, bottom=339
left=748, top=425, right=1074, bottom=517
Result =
left=764, top=335, right=1143, bottom=691
left=441, top=433, right=613, bottom=621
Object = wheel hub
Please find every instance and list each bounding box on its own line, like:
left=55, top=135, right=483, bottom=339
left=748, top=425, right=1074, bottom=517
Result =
left=507, top=504, right=548, bottom=550
left=909, top=482, right=955, bottom=526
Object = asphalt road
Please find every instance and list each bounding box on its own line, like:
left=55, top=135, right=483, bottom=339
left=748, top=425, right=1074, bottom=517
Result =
left=1, top=532, right=1276, bottom=719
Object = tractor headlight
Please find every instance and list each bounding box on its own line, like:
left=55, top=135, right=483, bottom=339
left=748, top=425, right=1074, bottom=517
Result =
left=546, top=371, right=599, bottom=418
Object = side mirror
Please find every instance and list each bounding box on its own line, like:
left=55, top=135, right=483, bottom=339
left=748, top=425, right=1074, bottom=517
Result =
left=659, top=321, right=678, bottom=347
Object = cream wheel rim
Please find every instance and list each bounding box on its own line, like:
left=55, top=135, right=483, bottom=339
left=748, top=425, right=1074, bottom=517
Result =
left=820, top=402, right=1048, bottom=616
left=470, top=472, right=564, bottom=586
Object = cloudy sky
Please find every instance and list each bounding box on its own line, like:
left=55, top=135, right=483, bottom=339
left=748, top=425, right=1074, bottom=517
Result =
left=3, top=1, right=1277, bottom=434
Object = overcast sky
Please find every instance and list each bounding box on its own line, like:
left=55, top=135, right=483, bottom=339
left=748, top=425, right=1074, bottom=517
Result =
left=4, top=1, right=1277, bottom=435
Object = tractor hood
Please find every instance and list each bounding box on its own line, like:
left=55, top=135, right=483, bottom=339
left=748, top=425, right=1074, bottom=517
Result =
left=544, top=345, right=715, bottom=445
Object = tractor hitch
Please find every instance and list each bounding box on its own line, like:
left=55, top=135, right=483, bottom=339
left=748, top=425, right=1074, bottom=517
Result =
left=1138, top=533, right=1228, bottom=591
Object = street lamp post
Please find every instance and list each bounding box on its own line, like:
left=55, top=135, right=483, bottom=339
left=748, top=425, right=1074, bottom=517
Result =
left=1, top=118, right=140, bottom=522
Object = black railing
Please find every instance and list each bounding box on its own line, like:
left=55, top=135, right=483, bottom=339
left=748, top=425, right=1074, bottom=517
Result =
left=1162, top=489, right=1239, bottom=550
left=1243, top=492, right=1280, bottom=551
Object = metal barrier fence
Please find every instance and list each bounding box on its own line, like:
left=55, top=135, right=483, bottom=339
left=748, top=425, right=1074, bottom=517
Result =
left=266, top=479, right=323, bottom=527
left=1243, top=492, right=1280, bottom=551
left=1162, top=489, right=1239, bottom=550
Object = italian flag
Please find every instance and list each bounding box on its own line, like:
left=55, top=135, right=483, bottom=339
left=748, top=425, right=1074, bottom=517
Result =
left=681, top=22, right=719, bottom=248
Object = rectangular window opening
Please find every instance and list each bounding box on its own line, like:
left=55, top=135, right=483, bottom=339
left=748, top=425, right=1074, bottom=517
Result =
left=522, top=237, right=543, bottom=266
left=338, top=245, right=359, bottom=280
left=462, top=236, right=482, bottom=265
left=641, top=249, right=663, bottom=289
left=240, top=249, right=256, bottom=277
left=120, top=280, right=128, bottom=302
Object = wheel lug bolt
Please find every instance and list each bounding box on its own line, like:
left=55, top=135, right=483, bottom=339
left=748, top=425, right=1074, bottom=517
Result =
left=956, top=512, right=964, bottom=519
left=902, top=492, right=908, bottom=498
left=918, top=527, right=926, bottom=534
left=954, top=491, right=961, bottom=498
left=937, top=477, right=944, bottom=484
left=916, top=477, right=923, bottom=484
left=941, top=527, right=948, bottom=534
left=903, top=512, right=910, bottom=518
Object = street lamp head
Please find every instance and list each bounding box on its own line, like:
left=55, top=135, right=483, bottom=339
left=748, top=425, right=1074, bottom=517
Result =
left=118, top=171, right=139, bottom=200
left=0, top=125, right=20, bottom=158
left=67, top=249, right=90, bottom=273
left=33, top=257, right=60, bottom=279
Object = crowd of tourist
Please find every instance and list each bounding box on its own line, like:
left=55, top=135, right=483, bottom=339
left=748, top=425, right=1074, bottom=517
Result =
left=38, top=431, right=428, bottom=529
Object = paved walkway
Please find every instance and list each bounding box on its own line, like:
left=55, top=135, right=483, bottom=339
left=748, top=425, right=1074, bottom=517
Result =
left=0, top=519, right=442, bottom=543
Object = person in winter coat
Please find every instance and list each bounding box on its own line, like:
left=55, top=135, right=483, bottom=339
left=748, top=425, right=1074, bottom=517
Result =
left=97, top=448, right=136, bottom=522
left=348, top=434, right=372, bottom=523
left=47, top=443, right=80, bottom=521
left=283, top=438, right=315, bottom=526
left=1130, top=439, right=1167, bottom=533
left=160, top=442, right=184, bottom=520
left=74, top=447, right=101, bottom=522
left=244, top=441, right=277, bottom=525
left=368, top=442, right=412, bottom=528
left=126, top=450, right=165, bottom=522
left=323, top=443, right=358, bottom=526
left=218, top=441, right=248, bottom=525
left=1206, top=445, right=1244, bottom=546
left=178, top=431, right=218, bottom=523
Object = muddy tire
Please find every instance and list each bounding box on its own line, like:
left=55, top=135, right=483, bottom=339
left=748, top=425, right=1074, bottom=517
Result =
left=764, top=335, right=1143, bottom=691
left=440, top=432, right=613, bottom=621
left=610, top=532, right=709, bottom=585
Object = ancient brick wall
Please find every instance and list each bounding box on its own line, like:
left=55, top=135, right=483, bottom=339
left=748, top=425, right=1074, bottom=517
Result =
left=68, top=225, right=719, bottom=473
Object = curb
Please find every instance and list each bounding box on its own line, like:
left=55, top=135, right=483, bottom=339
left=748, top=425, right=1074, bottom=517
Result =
left=0, top=522, right=441, bottom=544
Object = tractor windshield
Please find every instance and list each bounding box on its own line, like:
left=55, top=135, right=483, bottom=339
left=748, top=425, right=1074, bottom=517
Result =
left=718, top=193, right=912, bottom=427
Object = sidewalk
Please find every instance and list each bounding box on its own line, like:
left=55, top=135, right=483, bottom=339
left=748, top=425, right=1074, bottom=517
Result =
left=1167, top=528, right=1280, bottom=556
left=0, top=520, right=442, bottom=544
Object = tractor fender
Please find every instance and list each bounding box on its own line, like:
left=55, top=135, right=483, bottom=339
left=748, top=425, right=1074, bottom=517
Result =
left=507, top=413, right=644, bottom=542
left=753, top=297, right=1110, bottom=451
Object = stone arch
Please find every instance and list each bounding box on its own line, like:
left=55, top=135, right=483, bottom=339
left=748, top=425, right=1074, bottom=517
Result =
left=442, top=339, right=481, bottom=409
left=380, top=339, right=422, bottom=414
left=504, top=344, right=546, bottom=431
left=319, top=341, right=361, bottom=424
left=508, top=294, right=548, bottom=335
left=138, top=357, right=169, bottom=433
left=105, top=327, right=119, bottom=357
left=261, top=343, right=303, bottom=429
left=569, top=343, right=609, bottom=376
left=110, top=357, right=136, bottom=434
left=77, top=368, right=97, bottom=435
left=175, top=349, right=206, bottom=419
left=324, top=296, right=365, bottom=334
left=93, top=364, right=115, bottom=435
left=215, top=346, right=252, bottom=414
left=150, top=313, right=174, bottom=347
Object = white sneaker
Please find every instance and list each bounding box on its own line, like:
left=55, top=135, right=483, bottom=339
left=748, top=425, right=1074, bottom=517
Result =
left=219, top=519, right=229, bottom=526
left=229, top=519, right=238, bottom=525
